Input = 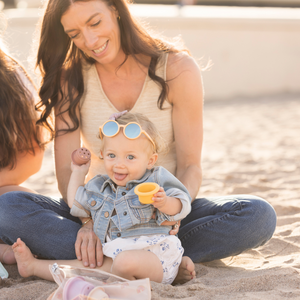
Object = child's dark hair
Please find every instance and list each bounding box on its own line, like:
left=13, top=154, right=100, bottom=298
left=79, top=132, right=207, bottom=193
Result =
left=0, top=48, right=46, bottom=169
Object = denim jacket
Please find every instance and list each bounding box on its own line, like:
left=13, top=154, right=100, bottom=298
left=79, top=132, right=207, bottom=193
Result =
left=70, top=166, right=191, bottom=244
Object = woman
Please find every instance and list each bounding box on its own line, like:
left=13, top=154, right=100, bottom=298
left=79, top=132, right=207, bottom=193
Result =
left=0, top=43, right=47, bottom=263
left=0, top=0, right=276, bottom=283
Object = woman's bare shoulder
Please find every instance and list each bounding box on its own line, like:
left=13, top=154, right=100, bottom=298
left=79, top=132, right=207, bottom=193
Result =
left=166, top=52, right=201, bottom=81
left=166, top=52, right=203, bottom=105
left=0, top=145, right=44, bottom=188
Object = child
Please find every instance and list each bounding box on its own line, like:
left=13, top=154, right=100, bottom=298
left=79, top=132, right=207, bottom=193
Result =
left=12, top=112, right=192, bottom=284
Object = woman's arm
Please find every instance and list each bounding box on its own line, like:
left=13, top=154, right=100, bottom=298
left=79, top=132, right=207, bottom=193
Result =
left=54, top=107, right=81, bottom=202
left=167, top=53, right=204, bottom=201
left=54, top=88, right=103, bottom=269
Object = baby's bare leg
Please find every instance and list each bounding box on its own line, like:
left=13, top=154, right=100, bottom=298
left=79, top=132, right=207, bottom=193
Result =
left=12, top=238, right=113, bottom=281
left=111, top=250, right=163, bottom=283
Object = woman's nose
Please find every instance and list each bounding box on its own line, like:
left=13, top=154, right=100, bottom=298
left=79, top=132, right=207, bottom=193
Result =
left=83, top=30, right=98, bottom=49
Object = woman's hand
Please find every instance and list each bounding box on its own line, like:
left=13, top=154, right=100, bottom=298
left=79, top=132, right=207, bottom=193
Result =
left=152, top=209, right=181, bottom=235
left=163, top=220, right=181, bottom=235
left=75, top=220, right=103, bottom=268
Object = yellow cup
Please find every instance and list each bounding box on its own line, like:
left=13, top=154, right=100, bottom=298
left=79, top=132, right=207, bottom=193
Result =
left=134, top=182, right=160, bottom=204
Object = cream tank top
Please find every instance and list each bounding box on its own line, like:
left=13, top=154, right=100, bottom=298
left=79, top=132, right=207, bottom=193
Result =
left=80, top=53, right=176, bottom=181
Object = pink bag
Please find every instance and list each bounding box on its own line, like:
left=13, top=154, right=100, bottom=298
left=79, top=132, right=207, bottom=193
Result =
left=47, top=263, right=151, bottom=300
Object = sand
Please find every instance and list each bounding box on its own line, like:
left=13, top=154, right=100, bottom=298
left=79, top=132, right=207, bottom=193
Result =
left=1, top=93, right=300, bottom=299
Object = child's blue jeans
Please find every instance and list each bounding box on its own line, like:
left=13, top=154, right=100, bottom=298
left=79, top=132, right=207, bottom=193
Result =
left=0, top=192, right=276, bottom=262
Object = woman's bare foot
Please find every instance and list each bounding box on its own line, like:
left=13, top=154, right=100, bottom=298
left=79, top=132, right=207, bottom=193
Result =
left=12, top=238, right=36, bottom=277
left=173, top=256, right=196, bottom=285
left=0, top=244, right=16, bottom=264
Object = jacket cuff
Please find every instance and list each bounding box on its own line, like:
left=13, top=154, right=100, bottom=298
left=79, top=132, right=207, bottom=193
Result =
left=70, top=199, right=91, bottom=218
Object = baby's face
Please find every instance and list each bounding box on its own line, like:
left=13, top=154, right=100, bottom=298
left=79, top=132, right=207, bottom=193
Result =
left=101, top=131, right=157, bottom=186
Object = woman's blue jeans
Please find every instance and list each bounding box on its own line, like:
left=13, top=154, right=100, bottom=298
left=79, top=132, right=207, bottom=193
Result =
left=0, top=192, right=276, bottom=262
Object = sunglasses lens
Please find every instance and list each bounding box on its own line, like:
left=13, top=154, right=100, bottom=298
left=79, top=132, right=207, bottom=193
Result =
left=102, top=121, right=119, bottom=137
left=124, top=123, right=141, bottom=139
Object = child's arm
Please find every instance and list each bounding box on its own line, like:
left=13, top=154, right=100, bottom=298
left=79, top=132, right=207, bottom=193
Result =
left=67, top=161, right=90, bottom=209
left=153, top=166, right=192, bottom=224
left=152, top=187, right=182, bottom=216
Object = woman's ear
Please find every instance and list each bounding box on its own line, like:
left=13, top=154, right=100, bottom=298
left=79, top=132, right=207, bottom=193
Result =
left=111, top=5, right=119, bottom=18
left=147, top=153, right=158, bottom=169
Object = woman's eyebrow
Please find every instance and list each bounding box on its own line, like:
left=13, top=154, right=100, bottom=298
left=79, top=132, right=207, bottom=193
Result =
left=65, top=13, right=100, bottom=33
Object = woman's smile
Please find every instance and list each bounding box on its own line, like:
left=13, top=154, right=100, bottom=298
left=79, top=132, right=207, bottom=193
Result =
left=93, top=41, right=109, bottom=54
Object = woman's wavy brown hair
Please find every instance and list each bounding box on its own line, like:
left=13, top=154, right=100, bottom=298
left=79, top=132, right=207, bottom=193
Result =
left=0, top=48, right=45, bottom=169
left=36, top=0, right=190, bottom=136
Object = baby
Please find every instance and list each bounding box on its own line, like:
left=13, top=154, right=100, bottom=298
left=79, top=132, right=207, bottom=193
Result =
left=12, top=112, right=192, bottom=284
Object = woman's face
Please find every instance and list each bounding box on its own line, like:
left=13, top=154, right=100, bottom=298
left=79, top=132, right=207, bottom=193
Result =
left=61, top=0, right=122, bottom=65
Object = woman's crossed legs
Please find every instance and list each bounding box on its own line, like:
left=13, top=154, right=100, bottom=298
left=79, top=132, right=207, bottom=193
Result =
left=1, top=192, right=276, bottom=284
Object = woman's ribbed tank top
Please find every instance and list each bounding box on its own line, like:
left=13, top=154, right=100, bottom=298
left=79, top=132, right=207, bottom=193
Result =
left=80, top=52, right=176, bottom=181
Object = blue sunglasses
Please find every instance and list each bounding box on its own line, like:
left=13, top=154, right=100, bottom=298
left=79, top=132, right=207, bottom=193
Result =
left=99, top=120, right=156, bottom=151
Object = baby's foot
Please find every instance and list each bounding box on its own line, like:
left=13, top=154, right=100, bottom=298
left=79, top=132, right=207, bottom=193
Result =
left=12, top=238, right=36, bottom=277
left=173, top=256, right=196, bottom=285
left=0, top=244, right=16, bottom=264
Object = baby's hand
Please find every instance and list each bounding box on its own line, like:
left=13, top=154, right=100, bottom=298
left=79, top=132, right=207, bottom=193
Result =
left=152, top=187, right=168, bottom=209
left=71, top=160, right=91, bottom=175
left=152, top=187, right=182, bottom=215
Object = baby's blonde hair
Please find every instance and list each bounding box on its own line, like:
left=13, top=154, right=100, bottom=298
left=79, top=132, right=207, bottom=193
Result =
left=99, top=112, right=167, bottom=155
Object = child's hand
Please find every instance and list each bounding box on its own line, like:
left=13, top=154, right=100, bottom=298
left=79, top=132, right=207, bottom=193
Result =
left=152, top=187, right=182, bottom=215
left=71, top=160, right=91, bottom=175
left=152, top=187, right=168, bottom=209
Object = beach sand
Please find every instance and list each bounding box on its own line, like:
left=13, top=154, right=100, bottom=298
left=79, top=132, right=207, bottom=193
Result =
left=1, top=94, right=300, bottom=299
